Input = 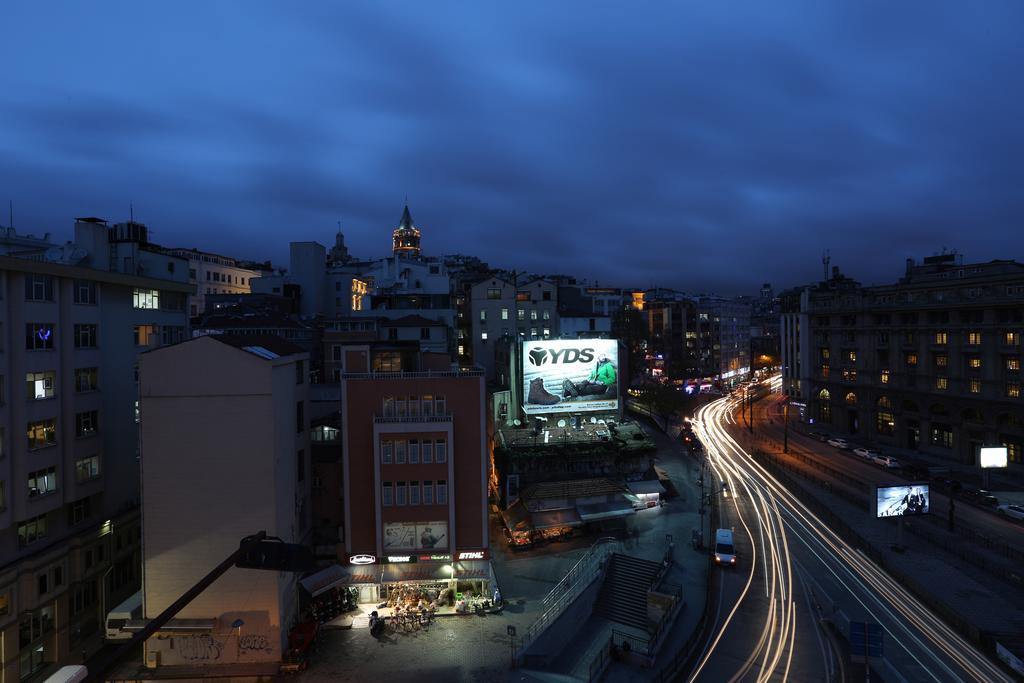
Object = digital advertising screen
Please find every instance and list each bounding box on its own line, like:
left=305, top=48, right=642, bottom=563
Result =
left=980, top=446, right=1008, bottom=469
left=522, top=339, right=619, bottom=415
left=876, top=484, right=930, bottom=518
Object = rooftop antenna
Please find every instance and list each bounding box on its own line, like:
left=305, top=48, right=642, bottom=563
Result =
left=822, top=249, right=830, bottom=281
left=130, top=202, right=134, bottom=223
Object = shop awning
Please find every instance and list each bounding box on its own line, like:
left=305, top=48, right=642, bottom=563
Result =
left=300, top=564, right=379, bottom=597
left=577, top=497, right=636, bottom=523
left=627, top=480, right=666, bottom=496
left=501, top=501, right=533, bottom=531
left=531, top=508, right=583, bottom=529
left=381, top=560, right=493, bottom=583
left=454, top=560, right=492, bottom=580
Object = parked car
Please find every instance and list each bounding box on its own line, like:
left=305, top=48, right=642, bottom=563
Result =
left=872, top=455, right=902, bottom=469
left=853, top=447, right=879, bottom=460
left=996, top=504, right=1024, bottom=521
left=962, top=489, right=999, bottom=507
left=827, top=438, right=851, bottom=449
left=807, top=431, right=829, bottom=442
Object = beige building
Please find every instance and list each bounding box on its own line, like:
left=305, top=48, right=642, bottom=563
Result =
left=162, top=248, right=268, bottom=317
left=139, top=334, right=310, bottom=674
left=0, top=219, right=190, bottom=681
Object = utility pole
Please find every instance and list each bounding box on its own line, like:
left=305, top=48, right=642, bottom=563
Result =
left=783, top=401, right=789, bottom=453
left=747, top=386, right=753, bottom=433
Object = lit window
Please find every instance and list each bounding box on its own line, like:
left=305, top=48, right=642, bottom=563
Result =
left=27, top=467, right=57, bottom=497
left=517, top=309, right=525, bottom=321
left=1008, top=358, right=1021, bottom=372
left=1008, top=383, right=1021, bottom=398
left=25, top=324, right=55, bottom=351
left=543, top=310, right=550, bottom=320
left=132, top=288, right=160, bottom=309
left=25, top=371, right=56, bottom=400
left=847, top=351, right=856, bottom=363
left=457, top=344, right=465, bottom=355
left=531, top=310, right=538, bottom=320
left=905, top=353, right=918, bottom=366
left=969, top=379, right=981, bottom=394
left=935, top=376, right=948, bottom=390
left=935, top=354, right=948, bottom=368
left=967, top=331, right=981, bottom=346
left=479, top=310, right=486, bottom=322
left=935, top=332, right=948, bottom=344
left=969, top=357, right=982, bottom=369
left=481, top=332, right=488, bottom=341
left=1006, top=331, right=1020, bottom=346
left=501, top=308, right=509, bottom=320
left=880, top=369, right=890, bottom=384
left=26, top=419, right=57, bottom=449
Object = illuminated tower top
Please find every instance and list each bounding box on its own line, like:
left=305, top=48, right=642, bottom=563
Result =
left=392, top=204, right=421, bottom=258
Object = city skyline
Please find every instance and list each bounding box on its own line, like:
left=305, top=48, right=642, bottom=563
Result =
left=3, top=2, right=1024, bottom=294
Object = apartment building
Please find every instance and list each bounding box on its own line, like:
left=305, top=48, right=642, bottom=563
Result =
left=470, top=276, right=558, bottom=383
left=0, top=219, right=189, bottom=681
left=696, top=296, right=752, bottom=384
left=138, top=335, right=310, bottom=673
left=803, top=255, right=1024, bottom=467
left=162, top=247, right=269, bottom=317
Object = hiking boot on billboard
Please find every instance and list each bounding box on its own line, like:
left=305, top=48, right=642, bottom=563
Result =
left=528, top=377, right=560, bottom=405
left=562, top=379, right=580, bottom=398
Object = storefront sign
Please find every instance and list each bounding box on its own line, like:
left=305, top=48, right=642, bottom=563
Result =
left=418, top=554, right=452, bottom=562
left=385, top=555, right=415, bottom=563
left=349, top=554, right=376, bottom=565
left=458, top=551, right=484, bottom=560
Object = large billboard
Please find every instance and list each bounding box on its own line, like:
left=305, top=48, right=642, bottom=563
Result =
left=876, top=484, right=930, bottom=518
left=980, top=446, right=1008, bottom=469
left=522, top=339, right=619, bottom=415
left=383, top=521, right=448, bottom=550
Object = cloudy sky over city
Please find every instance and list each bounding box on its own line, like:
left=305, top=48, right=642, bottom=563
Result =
left=2, top=2, right=1022, bottom=293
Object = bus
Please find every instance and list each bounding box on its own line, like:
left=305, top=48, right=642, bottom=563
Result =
left=105, top=591, right=142, bottom=641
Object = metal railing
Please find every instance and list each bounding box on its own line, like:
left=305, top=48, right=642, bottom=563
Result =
left=344, top=369, right=483, bottom=379
left=516, top=537, right=619, bottom=659
left=373, top=414, right=453, bottom=424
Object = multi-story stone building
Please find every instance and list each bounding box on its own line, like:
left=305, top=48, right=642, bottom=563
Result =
left=161, top=247, right=270, bottom=317
left=803, top=254, right=1024, bottom=467
left=0, top=219, right=190, bottom=681
left=643, top=289, right=698, bottom=378
left=139, top=334, right=310, bottom=675
left=470, top=276, right=558, bottom=384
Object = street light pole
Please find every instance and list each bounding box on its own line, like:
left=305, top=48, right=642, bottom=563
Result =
left=783, top=401, right=789, bottom=454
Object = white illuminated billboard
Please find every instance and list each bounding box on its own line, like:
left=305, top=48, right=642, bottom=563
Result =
left=876, top=484, right=929, bottom=518
left=980, top=447, right=1008, bottom=469
left=522, top=339, right=619, bottom=415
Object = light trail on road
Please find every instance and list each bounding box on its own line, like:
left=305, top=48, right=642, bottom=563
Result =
left=688, top=385, right=1014, bottom=683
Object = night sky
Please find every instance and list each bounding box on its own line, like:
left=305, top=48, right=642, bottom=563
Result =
left=2, top=2, right=1022, bottom=294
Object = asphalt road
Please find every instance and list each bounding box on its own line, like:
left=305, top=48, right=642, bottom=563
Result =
left=686, top=390, right=1015, bottom=683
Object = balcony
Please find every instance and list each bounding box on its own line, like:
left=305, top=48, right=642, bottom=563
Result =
left=374, top=413, right=453, bottom=424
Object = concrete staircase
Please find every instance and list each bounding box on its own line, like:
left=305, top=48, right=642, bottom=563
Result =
left=593, top=554, right=662, bottom=632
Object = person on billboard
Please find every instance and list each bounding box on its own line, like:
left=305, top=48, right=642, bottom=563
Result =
left=420, top=527, right=444, bottom=549
left=562, top=353, right=617, bottom=400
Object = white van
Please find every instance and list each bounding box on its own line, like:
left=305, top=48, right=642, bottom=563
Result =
left=105, top=590, right=142, bottom=641
left=714, top=528, right=736, bottom=566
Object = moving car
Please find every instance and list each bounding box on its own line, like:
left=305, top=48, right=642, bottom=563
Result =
left=827, top=438, right=851, bottom=449
left=996, top=504, right=1024, bottom=521
left=853, top=447, right=879, bottom=460
left=807, top=431, right=829, bottom=442
left=962, top=489, right=999, bottom=507
left=872, top=455, right=901, bottom=469
left=713, top=528, right=737, bottom=566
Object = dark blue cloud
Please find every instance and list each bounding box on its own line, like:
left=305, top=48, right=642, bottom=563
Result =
left=1, top=1, right=1022, bottom=293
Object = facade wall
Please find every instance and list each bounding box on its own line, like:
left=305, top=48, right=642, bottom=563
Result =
left=139, top=337, right=309, bottom=668
left=471, top=278, right=558, bottom=381
left=802, top=260, right=1024, bottom=466
left=0, top=249, right=187, bottom=680
left=342, top=370, right=487, bottom=560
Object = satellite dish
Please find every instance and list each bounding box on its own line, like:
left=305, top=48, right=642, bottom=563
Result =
left=598, top=419, right=606, bottom=424
left=513, top=419, right=522, bottom=426
left=557, top=419, right=566, bottom=428
left=591, top=417, right=598, bottom=424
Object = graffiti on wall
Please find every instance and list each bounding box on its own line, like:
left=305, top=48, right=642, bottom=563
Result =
left=176, top=634, right=225, bottom=661
left=238, top=633, right=273, bottom=656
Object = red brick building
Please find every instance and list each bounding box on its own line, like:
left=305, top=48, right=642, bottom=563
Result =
left=340, top=346, right=489, bottom=567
